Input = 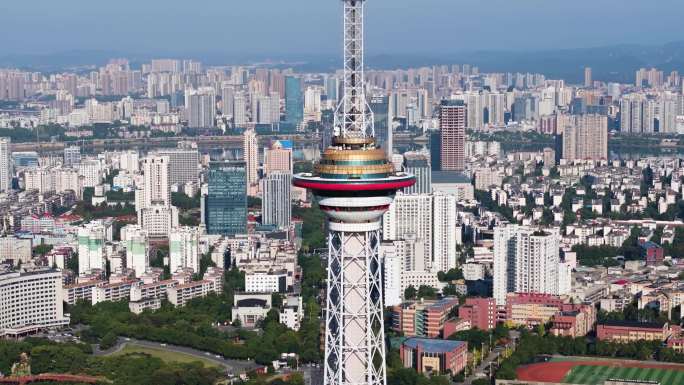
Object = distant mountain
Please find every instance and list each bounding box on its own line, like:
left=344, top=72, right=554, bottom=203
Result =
left=2, top=42, right=684, bottom=83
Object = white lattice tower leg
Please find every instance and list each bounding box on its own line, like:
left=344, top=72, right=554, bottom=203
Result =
left=324, top=221, right=386, bottom=385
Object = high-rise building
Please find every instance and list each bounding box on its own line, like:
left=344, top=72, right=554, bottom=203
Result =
left=636, top=68, right=664, bottom=88
left=185, top=87, right=216, bottom=128
left=205, top=161, right=247, bottom=235
left=0, top=268, right=70, bottom=336
left=560, top=114, right=608, bottom=160
left=383, top=192, right=458, bottom=273
left=0, top=138, right=10, bottom=192
left=151, top=59, right=181, bottom=73
left=493, top=224, right=560, bottom=306
left=429, top=131, right=441, bottom=172
left=439, top=100, right=466, bottom=171
left=292, top=2, right=415, bottom=385
left=659, top=92, right=678, bottom=134
left=403, top=152, right=431, bottom=195
left=264, top=140, right=293, bottom=175
left=233, top=92, right=248, bottom=126
left=371, top=95, right=392, bottom=157
left=304, top=86, right=323, bottom=122
left=620, top=93, right=656, bottom=134
left=141, top=156, right=171, bottom=208
left=78, top=160, right=103, bottom=188
left=256, top=93, right=281, bottom=125
left=63, top=145, right=81, bottom=167
left=169, top=226, right=200, bottom=274
left=221, top=85, right=235, bottom=117
left=119, top=150, right=139, bottom=173
left=121, top=224, right=149, bottom=277
left=154, top=147, right=200, bottom=187
left=77, top=221, right=108, bottom=275
left=140, top=204, right=178, bottom=239
left=243, top=129, right=259, bottom=189
left=261, top=171, right=292, bottom=229
left=325, top=75, right=340, bottom=102
left=584, top=67, right=592, bottom=88
left=285, top=76, right=303, bottom=130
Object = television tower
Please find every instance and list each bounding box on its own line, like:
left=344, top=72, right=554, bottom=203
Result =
left=293, top=1, right=415, bottom=385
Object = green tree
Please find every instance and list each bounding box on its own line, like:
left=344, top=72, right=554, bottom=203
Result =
left=99, top=331, right=118, bottom=350
left=404, top=285, right=417, bottom=300
left=417, top=285, right=438, bottom=299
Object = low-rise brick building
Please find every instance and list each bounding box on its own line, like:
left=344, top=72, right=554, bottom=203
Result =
left=400, top=338, right=467, bottom=375
left=597, top=320, right=670, bottom=342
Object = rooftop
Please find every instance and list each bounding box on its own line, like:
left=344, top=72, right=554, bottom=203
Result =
left=432, top=171, right=470, bottom=184
left=600, top=320, right=665, bottom=329
left=402, top=337, right=466, bottom=353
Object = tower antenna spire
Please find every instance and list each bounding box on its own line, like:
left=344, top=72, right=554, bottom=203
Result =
left=336, top=0, right=373, bottom=139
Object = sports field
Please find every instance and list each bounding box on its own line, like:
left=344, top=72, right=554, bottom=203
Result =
left=517, top=359, right=684, bottom=385
left=564, top=364, right=684, bottom=385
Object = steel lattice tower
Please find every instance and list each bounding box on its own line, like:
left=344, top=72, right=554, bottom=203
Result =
left=294, top=2, right=415, bottom=385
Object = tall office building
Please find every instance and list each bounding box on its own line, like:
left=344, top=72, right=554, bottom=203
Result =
left=261, top=171, right=292, bottom=229
left=429, top=131, right=441, bottom=172
left=284, top=76, right=303, bottom=130
left=169, top=226, right=199, bottom=274
left=0, top=138, right=10, bottom=192
left=371, top=95, right=392, bottom=157
left=205, top=161, right=247, bottom=235
left=154, top=147, right=200, bottom=187
left=584, top=67, right=592, bottom=88
left=243, top=129, right=259, bottom=188
left=560, top=114, right=608, bottom=160
left=493, top=224, right=560, bottom=306
left=185, top=87, right=216, bottom=128
left=63, top=145, right=81, bottom=167
left=403, top=152, right=431, bottom=195
left=325, top=75, right=340, bottom=102
left=439, top=100, right=466, bottom=171
left=264, top=140, right=293, bottom=175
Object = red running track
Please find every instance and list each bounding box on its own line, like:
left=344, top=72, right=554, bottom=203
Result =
left=0, top=373, right=102, bottom=385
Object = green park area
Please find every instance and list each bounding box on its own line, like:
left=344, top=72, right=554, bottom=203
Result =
left=564, top=364, right=684, bottom=385
left=109, top=343, right=220, bottom=368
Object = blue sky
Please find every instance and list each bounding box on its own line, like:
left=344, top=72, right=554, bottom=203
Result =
left=1, top=0, right=683, bottom=56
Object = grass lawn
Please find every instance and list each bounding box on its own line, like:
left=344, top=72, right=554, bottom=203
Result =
left=564, top=364, right=684, bottom=385
left=109, top=343, right=220, bottom=368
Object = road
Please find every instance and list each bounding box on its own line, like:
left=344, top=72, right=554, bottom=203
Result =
left=94, top=337, right=259, bottom=375
left=463, top=349, right=500, bottom=385
left=300, top=365, right=323, bottom=385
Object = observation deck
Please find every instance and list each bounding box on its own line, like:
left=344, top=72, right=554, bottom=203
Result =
left=293, top=136, right=415, bottom=223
